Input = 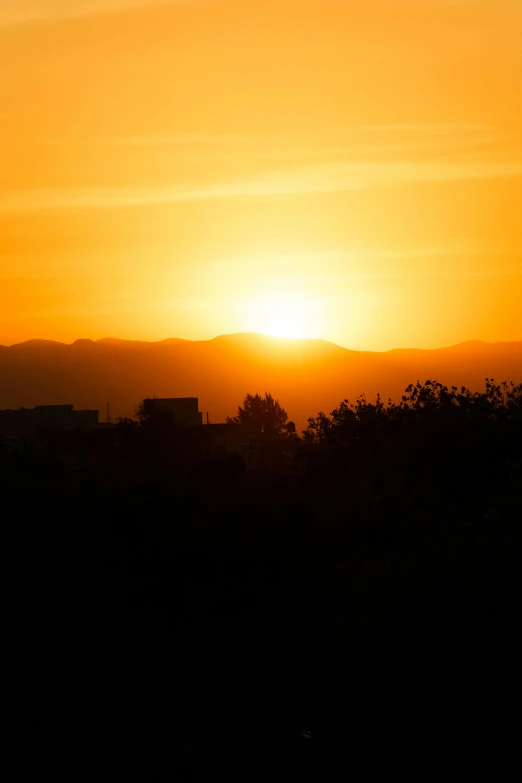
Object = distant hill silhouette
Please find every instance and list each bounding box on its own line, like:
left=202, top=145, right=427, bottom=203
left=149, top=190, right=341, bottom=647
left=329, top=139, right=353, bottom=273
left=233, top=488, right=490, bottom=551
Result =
left=1, top=333, right=521, bottom=429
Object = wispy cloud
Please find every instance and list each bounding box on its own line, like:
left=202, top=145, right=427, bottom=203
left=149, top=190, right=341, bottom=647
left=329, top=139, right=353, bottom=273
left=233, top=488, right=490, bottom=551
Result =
left=349, top=123, right=495, bottom=135
left=3, top=124, right=509, bottom=173
left=1, top=121, right=499, bottom=146
left=1, top=0, right=190, bottom=29
left=102, top=128, right=507, bottom=160
left=2, top=157, right=522, bottom=214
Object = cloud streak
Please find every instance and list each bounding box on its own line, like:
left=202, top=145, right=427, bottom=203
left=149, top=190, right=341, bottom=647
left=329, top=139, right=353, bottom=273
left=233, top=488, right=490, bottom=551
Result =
left=2, top=158, right=522, bottom=214
left=1, top=0, right=190, bottom=28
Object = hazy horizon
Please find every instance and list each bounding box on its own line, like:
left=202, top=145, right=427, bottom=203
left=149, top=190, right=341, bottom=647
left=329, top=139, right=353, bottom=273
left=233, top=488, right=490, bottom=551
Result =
left=2, top=330, right=522, bottom=353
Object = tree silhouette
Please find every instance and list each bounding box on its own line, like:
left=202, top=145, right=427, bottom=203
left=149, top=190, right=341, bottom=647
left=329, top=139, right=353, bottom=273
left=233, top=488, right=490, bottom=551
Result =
left=304, top=378, right=522, bottom=444
left=134, top=396, right=154, bottom=424
left=114, top=417, right=139, bottom=427
left=226, top=392, right=290, bottom=436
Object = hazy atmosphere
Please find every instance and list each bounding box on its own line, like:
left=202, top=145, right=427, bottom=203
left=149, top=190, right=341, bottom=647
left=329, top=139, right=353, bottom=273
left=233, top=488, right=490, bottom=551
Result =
left=2, top=0, right=521, bottom=349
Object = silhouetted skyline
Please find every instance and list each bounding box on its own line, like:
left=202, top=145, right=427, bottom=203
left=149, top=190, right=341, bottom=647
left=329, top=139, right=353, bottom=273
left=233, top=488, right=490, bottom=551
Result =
left=1, top=332, right=521, bottom=430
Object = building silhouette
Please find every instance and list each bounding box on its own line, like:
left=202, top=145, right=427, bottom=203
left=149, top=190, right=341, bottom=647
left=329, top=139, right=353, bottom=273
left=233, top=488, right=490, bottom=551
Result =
left=143, top=397, right=259, bottom=453
left=0, top=397, right=262, bottom=456
left=0, top=404, right=99, bottom=439
left=143, top=397, right=203, bottom=426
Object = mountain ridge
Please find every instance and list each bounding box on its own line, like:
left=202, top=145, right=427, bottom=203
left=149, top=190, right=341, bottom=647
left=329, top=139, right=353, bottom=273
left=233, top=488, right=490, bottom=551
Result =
left=1, top=333, right=520, bottom=429
left=2, top=332, right=521, bottom=353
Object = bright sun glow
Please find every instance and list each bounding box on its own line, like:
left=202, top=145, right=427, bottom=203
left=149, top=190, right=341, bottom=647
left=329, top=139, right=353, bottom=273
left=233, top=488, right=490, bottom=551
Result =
left=263, top=321, right=305, bottom=338
left=244, top=290, right=325, bottom=339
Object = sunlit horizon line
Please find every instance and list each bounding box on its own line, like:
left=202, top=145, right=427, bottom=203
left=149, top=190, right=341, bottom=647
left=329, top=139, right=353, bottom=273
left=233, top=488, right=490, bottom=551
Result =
left=2, top=331, right=521, bottom=354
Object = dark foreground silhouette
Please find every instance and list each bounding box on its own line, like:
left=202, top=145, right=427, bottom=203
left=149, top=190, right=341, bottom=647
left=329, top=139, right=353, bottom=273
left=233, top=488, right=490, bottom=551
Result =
left=6, top=379, right=522, bottom=780
left=1, top=333, right=521, bottom=432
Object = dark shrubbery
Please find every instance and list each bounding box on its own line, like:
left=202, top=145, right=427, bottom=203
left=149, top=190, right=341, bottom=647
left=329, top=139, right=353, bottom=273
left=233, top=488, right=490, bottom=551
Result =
left=5, top=378, right=522, bottom=780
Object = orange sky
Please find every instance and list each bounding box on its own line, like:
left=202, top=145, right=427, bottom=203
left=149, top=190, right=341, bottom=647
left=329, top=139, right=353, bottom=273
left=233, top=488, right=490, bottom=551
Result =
left=1, top=0, right=521, bottom=350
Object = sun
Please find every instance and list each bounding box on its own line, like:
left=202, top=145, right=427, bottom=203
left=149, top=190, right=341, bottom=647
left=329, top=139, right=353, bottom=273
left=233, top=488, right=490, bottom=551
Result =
left=262, top=321, right=305, bottom=338
left=244, top=290, right=324, bottom=339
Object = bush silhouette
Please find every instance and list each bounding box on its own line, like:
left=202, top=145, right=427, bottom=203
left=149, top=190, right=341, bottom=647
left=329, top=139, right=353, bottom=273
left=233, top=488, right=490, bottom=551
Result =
left=226, top=392, right=291, bottom=436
